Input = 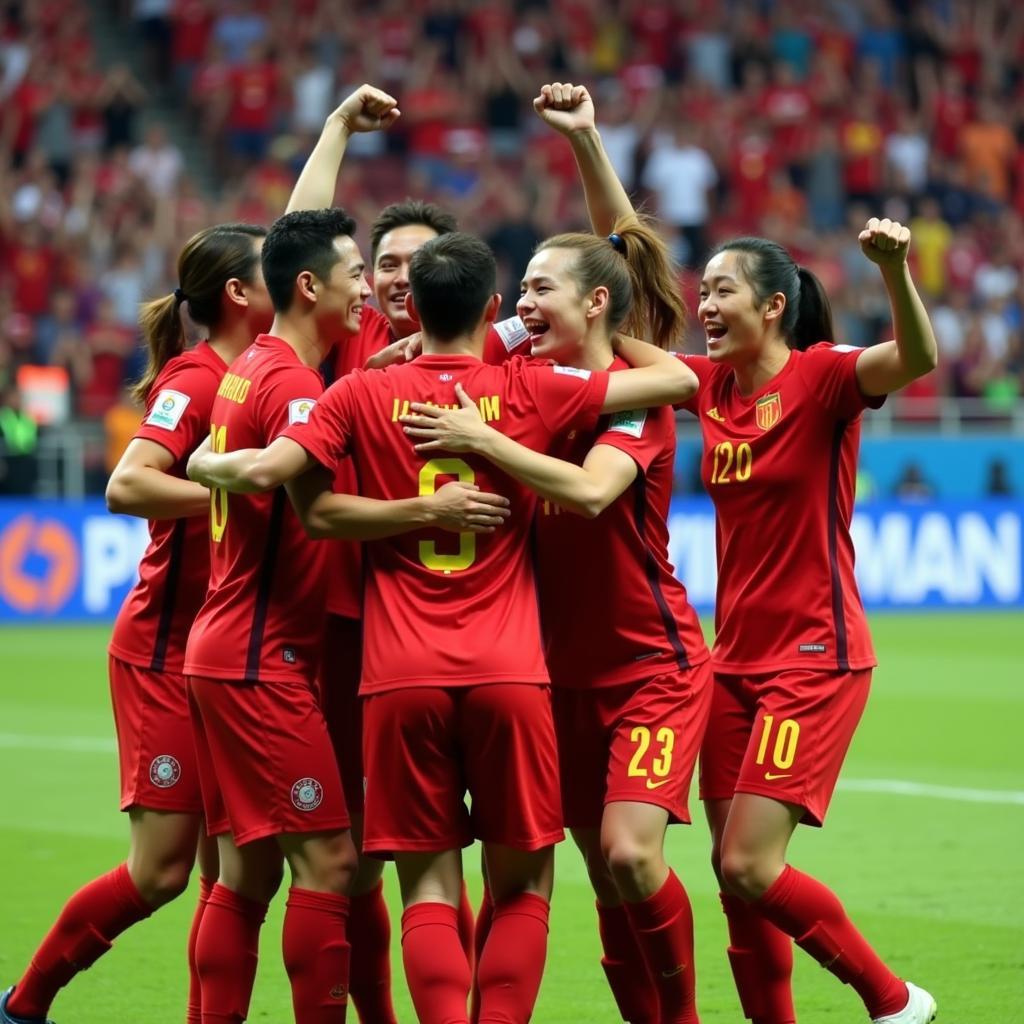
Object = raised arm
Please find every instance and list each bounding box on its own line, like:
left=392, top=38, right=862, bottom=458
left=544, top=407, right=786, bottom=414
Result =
left=534, top=82, right=637, bottom=235
left=601, top=335, right=698, bottom=411
left=401, top=384, right=638, bottom=519
left=106, top=439, right=209, bottom=519
left=187, top=435, right=315, bottom=493
left=286, top=84, right=400, bottom=213
left=286, top=464, right=511, bottom=539
left=853, top=218, right=939, bottom=397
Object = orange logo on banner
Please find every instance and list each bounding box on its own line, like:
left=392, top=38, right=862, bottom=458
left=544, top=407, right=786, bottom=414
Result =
left=755, top=392, right=782, bottom=432
left=0, top=514, right=79, bottom=613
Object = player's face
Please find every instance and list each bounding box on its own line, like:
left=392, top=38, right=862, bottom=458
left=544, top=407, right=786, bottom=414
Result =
left=517, top=247, right=591, bottom=364
left=319, top=236, right=372, bottom=337
left=374, top=224, right=439, bottom=338
left=698, top=250, right=770, bottom=363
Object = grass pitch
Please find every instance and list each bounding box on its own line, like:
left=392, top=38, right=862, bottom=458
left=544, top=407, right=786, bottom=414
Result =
left=0, top=614, right=1021, bottom=1022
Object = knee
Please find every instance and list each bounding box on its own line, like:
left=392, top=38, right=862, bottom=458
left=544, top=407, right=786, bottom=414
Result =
left=718, top=847, right=776, bottom=901
left=304, top=838, right=359, bottom=895
left=602, top=834, right=661, bottom=889
left=133, top=859, right=192, bottom=907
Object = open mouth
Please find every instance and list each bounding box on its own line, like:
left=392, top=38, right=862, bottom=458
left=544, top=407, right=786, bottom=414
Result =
left=704, top=322, right=727, bottom=343
left=388, top=291, right=409, bottom=308
left=523, top=319, right=550, bottom=343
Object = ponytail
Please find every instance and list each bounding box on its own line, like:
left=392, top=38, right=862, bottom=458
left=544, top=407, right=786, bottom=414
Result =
left=710, top=237, right=835, bottom=351
left=611, top=214, right=687, bottom=349
left=132, top=223, right=266, bottom=403
left=133, top=292, right=185, bottom=403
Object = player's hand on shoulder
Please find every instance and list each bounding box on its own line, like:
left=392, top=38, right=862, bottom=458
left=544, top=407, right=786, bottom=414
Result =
left=365, top=332, right=422, bottom=369
left=428, top=480, right=511, bottom=534
left=186, top=434, right=213, bottom=484
left=402, top=383, right=490, bottom=453
left=332, top=84, right=400, bottom=135
left=533, top=82, right=595, bottom=136
left=858, top=217, right=910, bottom=268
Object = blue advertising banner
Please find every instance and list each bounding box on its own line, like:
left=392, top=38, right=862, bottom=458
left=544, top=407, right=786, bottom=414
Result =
left=0, top=498, right=1021, bottom=622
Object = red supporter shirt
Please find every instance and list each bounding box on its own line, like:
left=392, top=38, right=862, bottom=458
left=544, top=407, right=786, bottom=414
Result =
left=283, top=353, right=609, bottom=694
left=109, top=342, right=227, bottom=673
left=325, top=307, right=530, bottom=620
left=537, top=357, right=709, bottom=689
left=679, top=344, right=883, bottom=675
left=184, top=335, right=327, bottom=684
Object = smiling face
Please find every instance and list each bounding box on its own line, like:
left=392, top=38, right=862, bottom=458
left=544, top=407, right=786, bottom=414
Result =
left=516, top=247, right=599, bottom=364
left=373, top=224, right=440, bottom=337
left=316, top=235, right=371, bottom=337
left=697, top=249, right=782, bottom=364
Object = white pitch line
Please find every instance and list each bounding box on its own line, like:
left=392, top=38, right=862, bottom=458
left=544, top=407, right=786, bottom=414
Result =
left=1, top=734, right=1022, bottom=807
left=837, top=778, right=1024, bottom=806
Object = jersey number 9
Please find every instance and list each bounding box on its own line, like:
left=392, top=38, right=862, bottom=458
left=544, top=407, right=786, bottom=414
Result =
left=418, top=458, right=476, bottom=573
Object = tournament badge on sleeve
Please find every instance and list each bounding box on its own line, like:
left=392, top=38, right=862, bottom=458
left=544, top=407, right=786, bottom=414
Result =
left=755, top=392, right=782, bottom=432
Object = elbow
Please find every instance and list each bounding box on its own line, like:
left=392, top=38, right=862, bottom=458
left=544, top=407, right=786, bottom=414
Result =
left=247, top=465, right=282, bottom=492
left=668, top=363, right=699, bottom=404
left=302, top=515, right=333, bottom=540
left=574, top=486, right=610, bottom=520
left=105, top=479, right=129, bottom=514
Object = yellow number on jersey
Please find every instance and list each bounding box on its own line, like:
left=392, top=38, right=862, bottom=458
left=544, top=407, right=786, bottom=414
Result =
left=627, top=726, right=676, bottom=781
left=711, top=441, right=753, bottom=484
left=754, top=714, right=801, bottom=770
left=209, top=422, right=229, bottom=543
left=418, top=458, right=476, bottom=573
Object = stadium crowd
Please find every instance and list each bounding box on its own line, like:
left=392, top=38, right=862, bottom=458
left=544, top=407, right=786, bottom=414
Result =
left=0, top=0, right=1022, bottom=492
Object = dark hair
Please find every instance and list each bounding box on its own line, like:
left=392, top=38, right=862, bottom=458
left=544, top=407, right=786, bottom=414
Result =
left=710, top=237, right=834, bottom=351
left=535, top=214, right=687, bottom=348
left=370, top=199, right=457, bottom=265
left=134, top=223, right=265, bottom=403
left=409, top=233, right=497, bottom=341
left=262, top=208, right=358, bottom=312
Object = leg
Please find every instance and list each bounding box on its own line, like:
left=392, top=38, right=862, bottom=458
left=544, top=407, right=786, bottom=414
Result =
left=279, top=829, right=359, bottom=1023
left=602, top=803, right=697, bottom=1024
left=396, top=850, right=471, bottom=1024
left=187, top=829, right=221, bottom=1024
left=572, top=826, right=659, bottom=1024
left=706, top=798, right=794, bottom=1024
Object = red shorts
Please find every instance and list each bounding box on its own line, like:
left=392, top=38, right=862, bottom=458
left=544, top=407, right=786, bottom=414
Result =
left=699, top=668, right=872, bottom=826
left=188, top=676, right=350, bottom=845
left=320, top=615, right=365, bottom=815
left=553, top=664, right=713, bottom=829
left=362, top=684, right=564, bottom=857
left=109, top=655, right=203, bottom=815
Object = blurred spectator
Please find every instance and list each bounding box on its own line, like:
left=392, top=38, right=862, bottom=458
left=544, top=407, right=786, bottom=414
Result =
left=0, top=385, right=38, bottom=495
left=104, top=386, right=143, bottom=473
left=985, top=459, right=1014, bottom=497
left=893, top=462, right=934, bottom=500
left=128, top=122, right=183, bottom=196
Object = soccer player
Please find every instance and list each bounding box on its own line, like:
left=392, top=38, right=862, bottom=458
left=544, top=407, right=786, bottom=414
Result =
left=684, top=221, right=939, bottom=1024
left=187, top=230, right=697, bottom=1024
left=0, top=224, right=273, bottom=1024
left=398, top=83, right=714, bottom=1024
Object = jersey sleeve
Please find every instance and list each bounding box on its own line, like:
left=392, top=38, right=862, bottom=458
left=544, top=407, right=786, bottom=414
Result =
left=256, top=364, right=324, bottom=443
left=483, top=316, right=531, bottom=365
left=281, top=372, right=357, bottom=472
left=134, top=362, right=218, bottom=462
left=801, top=342, right=886, bottom=420
left=673, top=353, right=714, bottom=414
left=520, top=361, right=610, bottom=436
left=591, top=402, right=672, bottom=474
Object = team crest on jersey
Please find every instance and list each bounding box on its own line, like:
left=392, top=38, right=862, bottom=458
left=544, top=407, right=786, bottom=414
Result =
left=149, top=755, right=181, bottom=788
left=288, top=398, right=317, bottom=424
left=755, top=392, right=782, bottom=431
left=439, top=373, right=453, bottom=382
left=291, top=777, right=324, bottom=811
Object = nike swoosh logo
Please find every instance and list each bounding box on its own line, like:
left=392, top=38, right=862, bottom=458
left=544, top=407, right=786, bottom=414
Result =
left=646, top=778, right=670, bottom=790
left=661, top=964, right=686, bottom=977
left=764, top=772, right=792, bottom=781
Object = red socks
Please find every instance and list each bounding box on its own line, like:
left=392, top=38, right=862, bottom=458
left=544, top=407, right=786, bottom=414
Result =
left=195, top=883, right=268, bottom=1023
left=475, top=893, right=550, bottom=1024
left=401, top=902, right=472, bottom=1024
left=720, top=890, right=795, bottom=1024
left=8, top=862, right=152, bottom=1019
left=755, top=865, right=906, bottom=1019
left=623, top=871, right=699, bottom=1024
left=282, top=887, right=352, bottom=1023
left=596, top=901, right=659, bottom=1023
left=469, top=885, right=494, bottom=1024
left=186, top=875, right=215, bottom=1024
left=348, top=881, right=397, bottom=1023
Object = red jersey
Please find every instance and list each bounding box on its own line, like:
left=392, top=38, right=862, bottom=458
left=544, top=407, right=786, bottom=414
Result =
left=109, top=342, right=228, bottom=674
left=536, top=357, right=708, bottom=689
left=680, top=344, right=883, bottom=675
left=184, top=335, right=327, bottom=684
left=325, top=307, right=530, bottom=619
left=283, top=354, right=609, bottom=694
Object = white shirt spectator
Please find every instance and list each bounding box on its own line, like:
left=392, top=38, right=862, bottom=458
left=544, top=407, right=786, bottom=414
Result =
left=129, top=130, right=183, bottom=197
left=597, top=121, right=640, bottom=190
left=292, top=64, right=336, bottom=134
left=643, top=133, right=718, bottom=227
left=885, top=129, right=929, bottom=193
